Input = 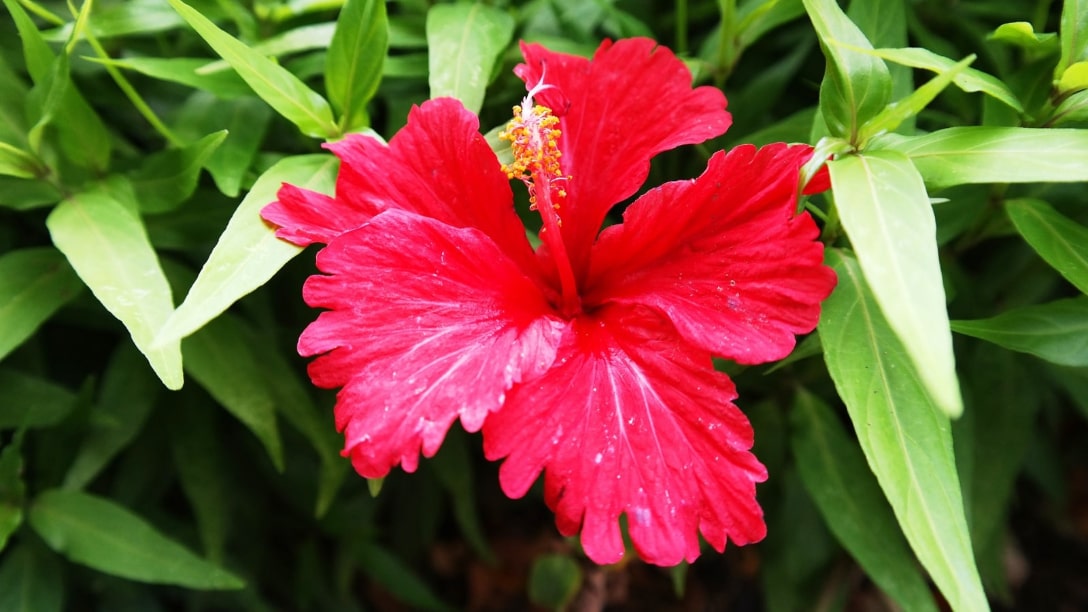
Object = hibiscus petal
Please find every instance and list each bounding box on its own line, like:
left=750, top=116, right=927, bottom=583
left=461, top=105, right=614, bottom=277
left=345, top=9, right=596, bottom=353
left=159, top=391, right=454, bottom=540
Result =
left=262, top=99, right=539, bottom=280
left=301, top=209, right=564, bottom=477
left=483, top=306, right=767, bottom=566
left=584, top=143, right=837, bottom=364
left=515, top=38, right=732, bottom=274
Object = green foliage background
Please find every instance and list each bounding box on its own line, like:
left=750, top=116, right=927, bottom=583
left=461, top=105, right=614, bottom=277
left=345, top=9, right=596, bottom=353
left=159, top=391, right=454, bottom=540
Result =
left=2, top=0, right=1088, bottom=609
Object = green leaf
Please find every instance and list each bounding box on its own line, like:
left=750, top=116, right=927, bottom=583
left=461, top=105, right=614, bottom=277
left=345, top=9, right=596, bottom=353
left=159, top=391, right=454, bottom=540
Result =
left=884, top=126, right=1088, bottom=188
left=430, top=429, right=493, bottom=562
left=173, top=94, right=272, bottom=197
left=355, top=542, right=454, bottom=612
left=1, top=0, right=55, bottom=80
left=828, top=151, right=962, bottom=417
left=327, top=0, right=388, bottom=132
left=0, top=369, right=77, bottom=430
left=29, top=489, right=244, bottom=589
left=1006, top=199, right=1088, bottom=295
left=169, top=397, right=231, bottom=563
left=0, top=442, right=25, bottom=551
left=1058, top=60, right=1088, bottom=94
left=791, top=389, right=938, bottom=612
left=0, top=177, right=61, bottom=211
left=62, top=344, right=160, bottom=490
left=802, top=0, right=891, bottom=141
left=0, top=248, right=83, bottom=362
left=183, top=313, right=283, bottom=471
left=952, top=297, right=1088, bottom=367
left=167, top=0, right=338, bottom=139
left=158, top=154, right=338, bottom=345
left=86, top=56, right=252, bottom=98
left=196, top=23, right=338, bottom=73
left=0, top=56, right=31, bottom=147
left=0, top=142, right=43, bottom=179
left=0, top=543, right=64, bottom=612
left=426, top=3, right=515, bottom=113
left=46, top=188, right=183, bottom=390
left=1059, top=0, right=1088, bottom=75
left=131, top=130, right=227, bottom=213
left=820, top=250, right=986, bottom=612
left=867, top=47, right=1023, bottom=112
left=42, top=0, right=189, bottom=41
left=857, top=55, right=974, bottom=144
left=528, top=554, right=583, bottom=611
left=989, top=21, right=1059, bottom=54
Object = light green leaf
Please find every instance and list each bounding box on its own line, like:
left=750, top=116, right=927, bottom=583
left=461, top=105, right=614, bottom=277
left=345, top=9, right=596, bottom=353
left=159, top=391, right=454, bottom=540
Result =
left=988, top=21, right=1059, bottom=54
left=46, top=189, right=183, bottom=389
left=0, top=369, right=77, bottom=430
left=1006, top=199, right=1088, bottom=295
left=183, top=314, right=283, bottom=471
left=0, top=248, right=83, bottom=362
left=0, top=544, right=64, bottom=612
left=1059, top=0, right=1088, bottom=75
left=327, top=0, right=388, bottom=132
left=802, top=0, right=891, bottom=141
left=42, top=0, right=189, bottom=41
left=196, top=23, right=338, bottom=74
left=867, top=47, right=1023, bottom=112
left=1058, top=60, right=1088, bottom=94
left=167, top=0, right=338, bottom=139
left=857, top=55, right=974, bottom=144
left=158, top=154, right=338, bottom=345
left=87, top=56, right=253, bottom=98
left=819, top=250, right=987, bottom=612
left=884, top=126, right=1088, bottom=188
left=1052, top=88, right=1088, bottom=125
left=791, top=389, right=938, bottom=612
left=29, top=489, right=244, bottom=589
left=131, top=130, right=227, bottom=213
left=952, top=297, right=1088, bottom=367
left=528, top=554, right=583, bottom=611
left=426, top=3, right=515, bottom=113
left=828, top=151, right=962, bottom=417
left=0, top=143, right=42, bottom=179
left=62, top=344, right=159, bottom=490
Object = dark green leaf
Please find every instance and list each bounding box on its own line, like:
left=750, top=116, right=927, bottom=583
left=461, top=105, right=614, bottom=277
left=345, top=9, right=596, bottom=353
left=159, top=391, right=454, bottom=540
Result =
left=0, top=248, right=83, bottom=362
left=29, top=489, right=244, bottom=589
left=0, top=369, right=77, bottom=429
left=158, top=154, right=337, bottom=345
left=168, top=0, right=338, bottom=139
left=828, top=151, right=962, bottom=416
left=46, top=188, right=183, bottom=389
left=1006, top=199, right=1088, bottom=295
left=802, top=0, right=891, bottom=141
left=791, top=389, right=938, bottom=612
left=426, top=3, right=515, bottom=113
left=952, top=297, right=1088, bottom=366
left=183, top=314, right=283, bottom=471
left=169, top=398, right=231, bottom=563
left=0, top=177, right=62, bottom=211
left=62, top=344, right=160, bottom=490
left=0, top=543, right=64, bottom=612
left=0, top=442, right=25, bottom=551
left=327, top=0, right=388, bottom=132
left=820, top=249, right=987, bottom=611
left=355, top=542, right=454, bottom=611
left=173, top=94, right=272, bottom=197
left=430, top=429, right=493, bottom=562
left=528, top=554, right=583, bottom=611
left=131, top=131, right=227, bottom=213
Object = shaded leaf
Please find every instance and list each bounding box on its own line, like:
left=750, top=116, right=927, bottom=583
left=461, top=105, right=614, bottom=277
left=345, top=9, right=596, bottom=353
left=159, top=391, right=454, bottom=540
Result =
left=326, top=0, right=388, bottom=132
left=426, top=3, right=515, bottom=113
left=183, top=313, right=283, bottom=471
left=29, top=489, right=243, bottom=589
left=820, top=249, right=986, bottom=612
left=528, top=554, right=583, bottom=611
left=952, top=297, right=1088, bottom=366
left=1006, top=198, right=1088, bottom=295
left=0, top=369, right=77, bottom=430
left=167, top=0, right=338, bottom=139
left=158, top=154, right=337, bottom=345
left=0, top=248, right=83, bottom=362
left=131, top=131, right=227, bottom=213
left=0, top=442, right=25, bottom=551
left=791, top=389, right=938, bottom=612
left=169, top=397, right=231, bottom=563
left=355, top=542, right=454, bottom=612
left=46, top=188, right=183, bottom=389
left=173, top=93, right=272, bottom=197
left=0, top=543, right=64, bottom=612
left=828, top=151, right=962, bottom=416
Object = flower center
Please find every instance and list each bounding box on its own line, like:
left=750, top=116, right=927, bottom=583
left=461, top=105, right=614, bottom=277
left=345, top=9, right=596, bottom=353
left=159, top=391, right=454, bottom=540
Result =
left=500, top=81, right=581, bottom=317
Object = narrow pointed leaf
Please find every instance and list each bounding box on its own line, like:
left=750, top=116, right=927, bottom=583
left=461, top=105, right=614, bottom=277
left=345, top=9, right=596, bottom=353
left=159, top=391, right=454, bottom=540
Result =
left=857, top=55, right=974, bottom=144
left=866, top=47, right=1023, bottom=112
left=426, top=3, right=515, bottom=113
left=791, top=389, right=938, bottom=612
left=326, top=0, right=388, bottom=132
left=87, top=56, right=252, bottom=98
left=131, top=130, right=227, bottom=213
left=158, top=154, right=338, bottom=345
left=46, top=190, right=183, bottom=390
left=167, top=0, right=338, bottom=139
left=828, top=151, right=962, bottom=417
left=183, top=313, right=283, bottom=471
left=0, top=143, right=42, bottom=179
left=802, top=0, right=892, bottom=141
left=0, top=248, right=83, bottom=362
left=1059, top=0, right=1088, bottom=76
left=1006, top=199, right=1088, bottom=295
left=886, top=127, right=1088, bottom=188
left=820, top=250, right=986, bottom=612
left=29, top=489, right=244, bottom=589
left=0, top=369, right=77, bottom=429
left=952, top=297, right=1088, bottom=366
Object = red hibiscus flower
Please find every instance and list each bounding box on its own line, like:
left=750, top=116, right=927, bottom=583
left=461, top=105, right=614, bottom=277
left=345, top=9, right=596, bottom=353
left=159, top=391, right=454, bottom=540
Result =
left=262, top=38, right=836, bottom=566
